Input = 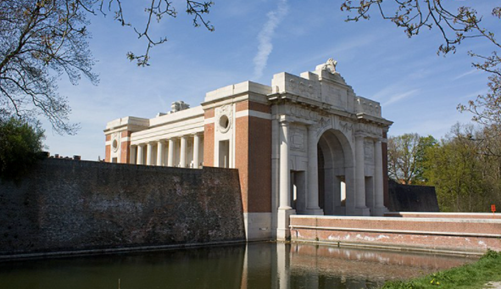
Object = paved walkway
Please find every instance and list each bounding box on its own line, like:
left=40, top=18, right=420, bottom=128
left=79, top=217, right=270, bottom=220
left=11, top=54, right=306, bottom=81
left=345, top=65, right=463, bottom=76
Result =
left=485, top=282, right=501, bottom=288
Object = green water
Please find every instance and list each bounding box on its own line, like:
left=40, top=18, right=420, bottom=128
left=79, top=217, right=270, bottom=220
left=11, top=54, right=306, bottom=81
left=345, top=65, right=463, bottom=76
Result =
left=0, top=243, right=475, bottom=289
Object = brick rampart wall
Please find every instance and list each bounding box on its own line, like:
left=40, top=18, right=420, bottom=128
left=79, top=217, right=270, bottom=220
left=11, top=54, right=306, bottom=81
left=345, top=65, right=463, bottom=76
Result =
left=290, top=215, right=501, bottom=255
left=388, top=180, right=439, bottom=212
left=0, top=159, right=245, bottom=258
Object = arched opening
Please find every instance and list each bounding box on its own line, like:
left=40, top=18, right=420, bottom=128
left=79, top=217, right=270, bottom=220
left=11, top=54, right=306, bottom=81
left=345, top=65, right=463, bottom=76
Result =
left=317, top=129, right=354, bottom=215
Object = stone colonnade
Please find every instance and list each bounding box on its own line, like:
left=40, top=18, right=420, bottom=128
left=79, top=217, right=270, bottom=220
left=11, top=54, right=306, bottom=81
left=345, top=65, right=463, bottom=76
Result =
left=277, top=118, right=385, bottom=217
left=354, top=134, right=385, bottom=215
left=278, top=120, right=323, bottom=214
left=130, top=133, right=203, bottom=168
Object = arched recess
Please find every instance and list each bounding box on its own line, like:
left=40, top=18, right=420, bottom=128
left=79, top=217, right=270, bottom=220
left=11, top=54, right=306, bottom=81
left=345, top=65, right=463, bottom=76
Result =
left=317, top=129, right=355, bottom=215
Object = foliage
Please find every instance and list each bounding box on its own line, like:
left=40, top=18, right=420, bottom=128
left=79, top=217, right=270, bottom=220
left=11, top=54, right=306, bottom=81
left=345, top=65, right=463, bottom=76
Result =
left=458, top=64, right=501, bottom=140
left=0, top=0, right=96, bottom=134
left=389, top=123, right=501, bottom=212
left=426, top=125, right=483, bottom=211
left=387, top=133, right=436, bottom=185
left=381, top=250, right=501, bottom=289
left=341, top=1, right=501, bottom=142
left=0, top=0, right=214, bottom=135
left=0, top=117, right=45, bottom=183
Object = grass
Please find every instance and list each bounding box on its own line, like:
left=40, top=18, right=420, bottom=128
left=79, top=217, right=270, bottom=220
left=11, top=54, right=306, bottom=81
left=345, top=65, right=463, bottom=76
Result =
left=381, top=250, right=501, bottom=289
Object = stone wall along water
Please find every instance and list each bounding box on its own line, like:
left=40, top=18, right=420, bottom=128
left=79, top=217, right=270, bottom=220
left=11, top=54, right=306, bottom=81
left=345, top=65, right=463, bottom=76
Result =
left=0, top=159, right=245, bottom=257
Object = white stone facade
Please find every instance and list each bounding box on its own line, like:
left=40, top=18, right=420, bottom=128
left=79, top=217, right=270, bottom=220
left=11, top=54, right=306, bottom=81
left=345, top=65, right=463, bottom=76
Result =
left=104, top=60, right=392, bottom=241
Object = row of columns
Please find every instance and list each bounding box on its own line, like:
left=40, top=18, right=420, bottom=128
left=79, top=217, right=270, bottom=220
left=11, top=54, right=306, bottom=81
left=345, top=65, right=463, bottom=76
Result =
left=278, top=121, right=325, bottom=215
left=132, top=133, right=202, bottom=168
left=278, top=120, right=386, bottom=218
left=354, top=134, right=385, bottom=214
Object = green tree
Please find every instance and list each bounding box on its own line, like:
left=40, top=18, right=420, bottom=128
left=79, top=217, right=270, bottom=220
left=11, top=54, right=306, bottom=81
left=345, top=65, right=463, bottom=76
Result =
left=341, top=1, right=501, bottom=141
left=423, top=124, right=490, bottom=212
left=0, top=0, right=213, bottom=134
left=0, top=117, right=45, bottom=183
left=387, top=133, right=436, bottom=185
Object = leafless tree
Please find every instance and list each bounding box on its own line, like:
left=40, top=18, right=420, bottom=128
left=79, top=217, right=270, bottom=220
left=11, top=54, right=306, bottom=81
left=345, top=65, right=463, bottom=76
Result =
left=0, top=0, right=214, bottom=134
left=341, top=1, right=501, bottom=143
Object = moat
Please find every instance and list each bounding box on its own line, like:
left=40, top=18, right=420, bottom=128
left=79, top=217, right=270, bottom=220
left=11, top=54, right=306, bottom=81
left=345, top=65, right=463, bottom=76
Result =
left=0, top=243, right=475, bottom=289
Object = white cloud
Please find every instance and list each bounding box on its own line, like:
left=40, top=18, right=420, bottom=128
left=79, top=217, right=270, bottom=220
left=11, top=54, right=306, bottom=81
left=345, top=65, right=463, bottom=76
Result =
left=458, top=89, right=488, bottom=101
left=453, top=69, right=480, bottom=80
left=383, top=89, right=420, bottom=106
left=252, top=0, right=289, bottom=80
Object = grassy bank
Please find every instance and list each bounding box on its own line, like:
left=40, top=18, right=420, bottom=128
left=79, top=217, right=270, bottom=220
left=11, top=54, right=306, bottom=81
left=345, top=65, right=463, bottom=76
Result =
left=381, top=250, right=501, bottom=289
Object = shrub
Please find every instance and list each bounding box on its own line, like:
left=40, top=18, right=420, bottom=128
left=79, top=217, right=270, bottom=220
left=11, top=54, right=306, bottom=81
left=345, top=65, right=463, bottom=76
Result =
left=0, top=118, right=45, bottom=183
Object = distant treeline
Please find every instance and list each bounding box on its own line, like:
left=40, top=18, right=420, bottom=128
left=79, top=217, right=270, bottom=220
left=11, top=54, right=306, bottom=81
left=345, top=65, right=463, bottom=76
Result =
left=388, top=123, right=501, bottom=212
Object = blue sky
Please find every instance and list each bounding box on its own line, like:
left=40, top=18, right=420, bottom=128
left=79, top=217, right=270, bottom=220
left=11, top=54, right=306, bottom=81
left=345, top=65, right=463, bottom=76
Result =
left=42, top=0, right=497, bottom=160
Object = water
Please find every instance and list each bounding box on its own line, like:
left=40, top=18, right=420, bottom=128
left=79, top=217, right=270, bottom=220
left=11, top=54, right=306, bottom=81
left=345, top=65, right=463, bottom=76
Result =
left=0, top=243, right=475, bottom=289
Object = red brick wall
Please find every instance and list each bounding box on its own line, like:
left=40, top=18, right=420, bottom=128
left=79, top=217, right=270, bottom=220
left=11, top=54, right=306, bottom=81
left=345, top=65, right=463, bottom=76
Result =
left=236, top=100, right=271, bottom=114
left=105, top=135, right=111, bottom=162
left=203, top=108, right=215, bottom=167
left=290, top=216, right=501, bottom=254
left=385, top=212, right=501, bottom=219
left=247, top=116, right=271, bottom=212
left=120, top=131, right=132, bottom=163
left=235, top=116, right=249, bottom=212
left=233, top=101, right=272, bottom=213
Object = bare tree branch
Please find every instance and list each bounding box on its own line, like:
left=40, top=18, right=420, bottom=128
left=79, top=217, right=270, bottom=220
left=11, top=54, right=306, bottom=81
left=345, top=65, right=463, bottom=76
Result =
left=0, top=0, right=215, bottom=132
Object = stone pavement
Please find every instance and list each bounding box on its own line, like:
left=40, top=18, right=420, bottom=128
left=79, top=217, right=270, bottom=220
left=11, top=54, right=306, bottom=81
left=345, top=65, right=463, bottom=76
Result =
left=485, top=282, right=501, bottom=288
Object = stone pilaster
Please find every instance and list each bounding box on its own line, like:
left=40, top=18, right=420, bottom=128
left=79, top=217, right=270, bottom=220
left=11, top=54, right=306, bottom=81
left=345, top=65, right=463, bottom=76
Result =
left=129, top=145, right=137, bottom=165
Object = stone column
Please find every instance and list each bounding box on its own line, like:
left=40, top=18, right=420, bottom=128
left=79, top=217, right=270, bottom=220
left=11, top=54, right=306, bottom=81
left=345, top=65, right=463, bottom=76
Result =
left=277, top=120, right=295, bottom=240
left=129, top=145, right=137, bottom=164
left=137, top=144, right=144, bottom=165
left=355, top=134, right=370, bottom=215
left=156, top=141, right=165, bottom=166
left=146, top=142, right=154, bottom=165
left=306, top=124, right=323, bottom=215
left=373, top=139, right=388, bottom=216
left=279, top=121, right=291, bottom=210
left=167, top=139, right=175, bottom=167
left=180, top=136, right=187, bottom=168
left=193, top=133, right=201, bottom=169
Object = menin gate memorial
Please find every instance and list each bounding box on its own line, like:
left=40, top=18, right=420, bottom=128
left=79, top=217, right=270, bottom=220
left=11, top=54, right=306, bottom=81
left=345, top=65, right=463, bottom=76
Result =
left=104, top=59, right=393, bottom=241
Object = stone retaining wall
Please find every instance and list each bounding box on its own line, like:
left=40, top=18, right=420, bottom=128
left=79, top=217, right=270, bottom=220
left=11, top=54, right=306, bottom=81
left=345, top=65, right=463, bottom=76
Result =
left=0, top=159, right=245, bottom=258
left=290, top=215, right=501, bottom=255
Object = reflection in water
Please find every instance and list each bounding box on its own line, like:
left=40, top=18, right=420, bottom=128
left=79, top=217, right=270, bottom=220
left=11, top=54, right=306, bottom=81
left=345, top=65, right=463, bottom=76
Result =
left=287, top=244, right=475, bottom=289
left=0, top=243, right=475, bottom=289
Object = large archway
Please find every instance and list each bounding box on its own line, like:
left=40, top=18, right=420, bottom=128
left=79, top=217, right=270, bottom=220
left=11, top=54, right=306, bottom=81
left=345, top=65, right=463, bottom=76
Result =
left=317, top=129, right=354, bottom=215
